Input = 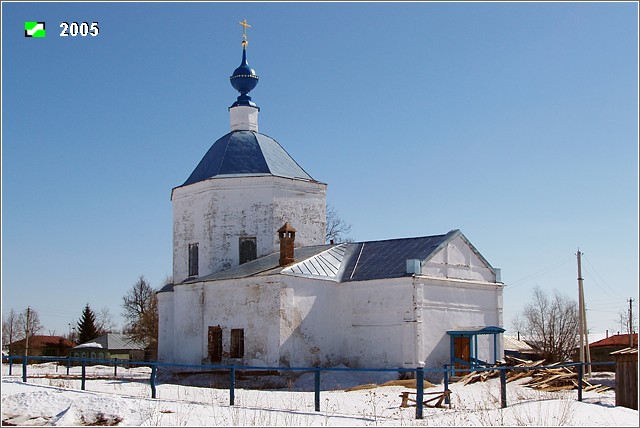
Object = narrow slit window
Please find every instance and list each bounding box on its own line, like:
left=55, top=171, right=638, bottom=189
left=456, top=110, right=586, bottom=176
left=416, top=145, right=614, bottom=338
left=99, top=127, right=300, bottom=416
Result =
left=230, top=329, right=244, bottom=358
left=188, top=243, right=199, bottom=277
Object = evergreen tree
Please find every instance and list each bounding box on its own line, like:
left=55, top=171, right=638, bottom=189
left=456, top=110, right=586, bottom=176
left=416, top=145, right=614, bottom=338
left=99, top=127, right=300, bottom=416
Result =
left=77, top=304, right=99, bottom=344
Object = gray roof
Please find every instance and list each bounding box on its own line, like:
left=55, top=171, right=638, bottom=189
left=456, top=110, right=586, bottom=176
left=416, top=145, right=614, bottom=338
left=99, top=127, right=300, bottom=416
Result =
left=72, top=333, right=146, bottom=351
left=179, top=130, right=315, bottom=187
left=503, top=335, right=536, bottom=352
left=189, top=244, right=336, bottom=283
left=163, top=229, right=498, bottom=289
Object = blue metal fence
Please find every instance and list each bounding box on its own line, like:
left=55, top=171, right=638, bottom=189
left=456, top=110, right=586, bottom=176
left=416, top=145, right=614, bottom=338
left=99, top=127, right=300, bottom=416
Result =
left=1, top=355, right=615, bottom=420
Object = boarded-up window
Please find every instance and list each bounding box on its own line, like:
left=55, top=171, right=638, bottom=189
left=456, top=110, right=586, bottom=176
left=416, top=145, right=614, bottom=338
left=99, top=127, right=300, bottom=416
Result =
left=188, top=243, right=199, bottom=277
left=230, top=329, right=244, bottom=358
left=239, top=237, right=257, bottom=265
left=208, top=326, right=222, bottom=363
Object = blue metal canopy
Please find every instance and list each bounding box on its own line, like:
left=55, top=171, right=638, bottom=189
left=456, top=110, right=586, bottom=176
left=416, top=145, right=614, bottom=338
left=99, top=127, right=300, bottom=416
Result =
left=447, top=326, right=505, bottom=376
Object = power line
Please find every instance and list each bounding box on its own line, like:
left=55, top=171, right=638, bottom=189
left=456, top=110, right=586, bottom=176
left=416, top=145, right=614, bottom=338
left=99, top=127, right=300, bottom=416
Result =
left=504, top=256, right=572, bottom=291
left=581, top=254, right=625, bottom=300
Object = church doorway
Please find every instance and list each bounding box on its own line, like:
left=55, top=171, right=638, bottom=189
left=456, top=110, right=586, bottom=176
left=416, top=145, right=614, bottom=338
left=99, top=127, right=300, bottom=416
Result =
left=208, top=326, right=223, bottom=362
left=454, top=336, right=470, bottom=371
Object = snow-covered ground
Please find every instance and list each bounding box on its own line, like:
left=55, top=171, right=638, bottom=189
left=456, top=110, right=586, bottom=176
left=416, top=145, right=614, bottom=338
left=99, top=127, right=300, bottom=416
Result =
left=1, top=362, right=637, bottom=426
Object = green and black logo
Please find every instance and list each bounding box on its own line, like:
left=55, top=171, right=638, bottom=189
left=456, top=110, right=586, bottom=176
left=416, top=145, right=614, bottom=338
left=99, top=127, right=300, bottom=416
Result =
left=25, top=22, right=46, bottom=38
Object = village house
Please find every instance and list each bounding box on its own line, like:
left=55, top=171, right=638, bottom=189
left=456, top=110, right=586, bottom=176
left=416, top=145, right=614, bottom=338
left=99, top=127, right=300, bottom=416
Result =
left=69, top=333, right=147, bottom=362
left=6, top=335, right=74, bottom=358
left=157, top=24, right=505, bottom=379
left=503, top=334, right=542, bottom=361
left=583, top=333, right=638, bottom=372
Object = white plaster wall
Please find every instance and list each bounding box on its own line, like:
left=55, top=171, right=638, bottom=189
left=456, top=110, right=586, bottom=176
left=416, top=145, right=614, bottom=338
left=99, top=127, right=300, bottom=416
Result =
left=171, top=283, right=205, bottom=364
left=417, top=277, right=504, bottom=369
left=171, top=176, right=326, bottom=283
left=422, top=235, right=496, bottom=282
left=342, top=278, right=414, bottom=368
left=160, top=256, right=503, bottom=369
left=199, top=278, right=284, bottom=366
left=230, top=106, right=259, bottom=132
left=156, top=290, right=174, bottom=363
left=283, top=278, right=344, bottom=367
left=168, top=275, right=343, bottom=367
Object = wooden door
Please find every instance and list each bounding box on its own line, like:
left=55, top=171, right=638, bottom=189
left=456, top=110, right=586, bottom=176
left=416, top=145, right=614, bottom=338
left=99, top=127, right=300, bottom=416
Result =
left=208, top=325, right=223, bottom=363
left=454, top=336, right=470, bottom=369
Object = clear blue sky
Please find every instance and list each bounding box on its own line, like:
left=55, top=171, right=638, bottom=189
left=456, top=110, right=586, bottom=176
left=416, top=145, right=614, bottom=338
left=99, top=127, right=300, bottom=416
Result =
left=2, top=2, right=638, bottom=340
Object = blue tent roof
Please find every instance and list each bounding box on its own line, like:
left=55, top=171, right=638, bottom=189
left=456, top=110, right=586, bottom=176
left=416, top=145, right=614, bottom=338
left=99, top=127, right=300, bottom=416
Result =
left=181, top=130, right=314, bottom=186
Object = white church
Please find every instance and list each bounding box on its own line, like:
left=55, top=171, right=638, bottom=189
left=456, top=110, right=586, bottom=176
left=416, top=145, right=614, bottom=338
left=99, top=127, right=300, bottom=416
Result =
left=157, top=25, right=505, bottom=376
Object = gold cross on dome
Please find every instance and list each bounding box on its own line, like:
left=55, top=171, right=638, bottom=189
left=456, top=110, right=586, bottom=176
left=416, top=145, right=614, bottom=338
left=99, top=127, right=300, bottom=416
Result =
left=239, top=19, right=251, bottom=47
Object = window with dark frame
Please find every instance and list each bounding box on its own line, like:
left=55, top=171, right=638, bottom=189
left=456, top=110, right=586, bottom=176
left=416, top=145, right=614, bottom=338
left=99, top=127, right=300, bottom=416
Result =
left=230, top=328, right=244, bottom=358
left=188, top=243, right=199, bottom=277
left=239, top=237, right=257, bottom=265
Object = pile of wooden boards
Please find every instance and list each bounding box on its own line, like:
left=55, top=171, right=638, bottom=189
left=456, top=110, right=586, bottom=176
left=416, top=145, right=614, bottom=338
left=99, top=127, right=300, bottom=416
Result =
left=457, top=356, right=611, bottom=393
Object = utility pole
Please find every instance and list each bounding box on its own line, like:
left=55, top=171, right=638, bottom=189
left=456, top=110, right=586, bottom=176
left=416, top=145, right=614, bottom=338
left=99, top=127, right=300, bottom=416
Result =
left=629, top=298, right=634, bottom=347
left=24, top=306, right=31, bottom=357
left=577, top=250, right=591, bottom=377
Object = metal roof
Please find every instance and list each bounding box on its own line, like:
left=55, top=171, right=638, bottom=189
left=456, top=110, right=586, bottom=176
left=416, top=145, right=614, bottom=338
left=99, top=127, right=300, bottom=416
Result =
left=71, top=333, right=146, bottom=351
left=447, top=326, right=506, bottom=335
left=341, top=231, right=457, bottom=282
left=180, top=130, right=314, bottom=186
left=174, top=229, right=490, bottom=287
left=281, top=244, right=348, bottom=281
left=182, top=244, right=336, bottom=284
left=503, top=335, right=536, bottom=352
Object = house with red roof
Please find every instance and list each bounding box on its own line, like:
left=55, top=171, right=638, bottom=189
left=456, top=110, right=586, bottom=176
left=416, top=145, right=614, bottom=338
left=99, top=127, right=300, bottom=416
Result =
left=583, top=333, right=638, bottom=371
left=6, top=335, right=75, bottom=357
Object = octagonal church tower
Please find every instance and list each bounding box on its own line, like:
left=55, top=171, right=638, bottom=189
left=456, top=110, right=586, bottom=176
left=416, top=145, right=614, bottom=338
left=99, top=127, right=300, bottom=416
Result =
left=171, top=26, right=327, bottom=284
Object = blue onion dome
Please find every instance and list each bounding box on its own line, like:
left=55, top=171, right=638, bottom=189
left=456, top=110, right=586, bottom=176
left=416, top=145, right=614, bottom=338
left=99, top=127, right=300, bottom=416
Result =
left=230, top=46, right=259, bottom=108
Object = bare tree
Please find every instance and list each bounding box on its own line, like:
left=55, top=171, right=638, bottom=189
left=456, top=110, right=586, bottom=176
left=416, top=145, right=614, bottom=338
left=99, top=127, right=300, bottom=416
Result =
left=325, top=204, right=352, bottom=244
left=17, top=308, right=43, bottom=340
left=513, top=286, right=579, bottom=363
left=122, top=275, right=158, bottom=351
left=96, top=306, right=117, bottom=336
left=617, top=307, right=637, bottom=336
left=2, top=309, right=21, bottom=355
left=12, top=307, right=43, bottom=356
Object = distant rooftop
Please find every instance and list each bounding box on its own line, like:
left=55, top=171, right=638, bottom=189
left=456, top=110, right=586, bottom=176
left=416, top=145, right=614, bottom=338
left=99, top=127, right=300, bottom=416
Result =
left=71, top=333, right=146, bottom=351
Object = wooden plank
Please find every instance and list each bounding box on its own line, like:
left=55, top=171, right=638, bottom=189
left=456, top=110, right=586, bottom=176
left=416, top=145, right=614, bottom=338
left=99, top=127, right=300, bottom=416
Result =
left=462, top=372, right=481, bottom=385
left=506, top=371, right=530, bottom=383
left=538, top=385, right=575, bottom=392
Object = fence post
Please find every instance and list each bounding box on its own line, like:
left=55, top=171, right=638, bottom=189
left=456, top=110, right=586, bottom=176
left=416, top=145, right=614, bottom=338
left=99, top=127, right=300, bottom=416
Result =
left=314, top=369, right=321, bottom=412
left=9, top=356, right=13, bottom=376
left=114, top=358, right=118, bottom=377
left=577, top=363, right=583, bottom=402
left=230, top=366, right=236, bottom=406
left=443, top=365, right=450, bottom=405
left=81, top=360, right=86, bottom=391
left=22, top=357, right=27, bottom=383
left=416, top=367, right=424, bottom=419
left=150, top=364, right=157, bottom=399
left=500, top=368, right=507, bottom=408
